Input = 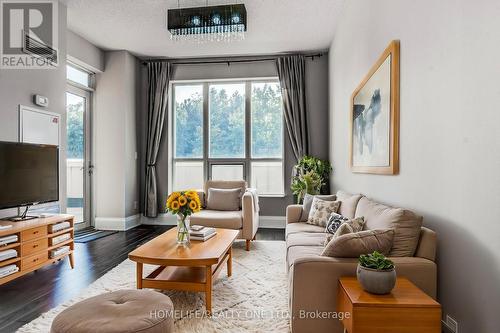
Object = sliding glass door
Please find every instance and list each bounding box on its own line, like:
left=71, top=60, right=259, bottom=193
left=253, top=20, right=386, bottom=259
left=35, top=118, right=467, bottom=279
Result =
left=66, top=64, right=94, bottom=227
left=65, top=88, right=90, bottom=226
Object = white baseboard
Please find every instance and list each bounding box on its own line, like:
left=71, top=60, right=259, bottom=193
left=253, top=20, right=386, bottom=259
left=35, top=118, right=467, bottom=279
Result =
left=140, top=214, right=285, bottom=229
left=95, top=214, right=141, bottom=231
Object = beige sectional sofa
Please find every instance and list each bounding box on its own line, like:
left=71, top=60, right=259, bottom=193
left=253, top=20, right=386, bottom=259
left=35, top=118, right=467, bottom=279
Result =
left=286, top=191, right=437, bottom=333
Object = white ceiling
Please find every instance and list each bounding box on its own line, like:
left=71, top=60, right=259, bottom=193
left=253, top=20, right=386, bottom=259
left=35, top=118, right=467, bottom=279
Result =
left=61, top=0, right=345, bottom=58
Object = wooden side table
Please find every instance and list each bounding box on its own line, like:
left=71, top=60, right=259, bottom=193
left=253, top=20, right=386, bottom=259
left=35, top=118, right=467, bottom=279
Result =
left=337, top=277, right=441, bottom=333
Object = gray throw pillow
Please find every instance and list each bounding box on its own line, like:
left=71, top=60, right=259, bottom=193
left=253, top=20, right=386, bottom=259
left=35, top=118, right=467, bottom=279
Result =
left=300, top=194, right=337, bottom=221
left=322, top=229, right=395, bottom=258
left=206, top=188, right=241, bottom=211
left=307, top=197, right=341, bottom=227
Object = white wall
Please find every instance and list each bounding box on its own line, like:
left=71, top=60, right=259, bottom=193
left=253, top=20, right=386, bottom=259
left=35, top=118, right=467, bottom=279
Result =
left=329, top=0, right=500, bottom=332
left=94, top=50, right=140, bottom=230
left=0, top=4, right=67, bottom=218
left=67, top=30, right=104, bottom=72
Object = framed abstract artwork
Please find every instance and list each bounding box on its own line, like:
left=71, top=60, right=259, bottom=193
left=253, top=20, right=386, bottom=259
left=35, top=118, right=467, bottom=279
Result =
left=350, top=40, right=400, bottom=174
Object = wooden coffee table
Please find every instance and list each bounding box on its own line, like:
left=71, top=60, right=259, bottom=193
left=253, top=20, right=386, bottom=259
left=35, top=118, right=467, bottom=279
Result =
left=128, top=228, right=239, bottom=313
left=337, top=277, right=441, bottom=333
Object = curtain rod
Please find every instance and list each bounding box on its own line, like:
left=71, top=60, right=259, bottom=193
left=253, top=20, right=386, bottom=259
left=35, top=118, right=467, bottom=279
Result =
left=141, top=53, right=324, bottom=66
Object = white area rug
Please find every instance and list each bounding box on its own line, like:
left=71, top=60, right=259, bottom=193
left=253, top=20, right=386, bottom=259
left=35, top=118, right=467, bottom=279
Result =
left=18, top=241, right=290, bottom=333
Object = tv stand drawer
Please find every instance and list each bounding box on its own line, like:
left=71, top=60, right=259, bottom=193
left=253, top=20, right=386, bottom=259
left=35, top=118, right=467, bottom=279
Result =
left=21, top=226, right=47, bottom=242
left=22, top=238, right=48, bottom=256
left=22, top=252, right=48, bottom=271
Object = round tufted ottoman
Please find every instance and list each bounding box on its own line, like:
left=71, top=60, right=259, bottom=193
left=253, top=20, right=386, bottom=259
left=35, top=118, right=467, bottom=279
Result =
left=50, top=290, right=174, bottom=333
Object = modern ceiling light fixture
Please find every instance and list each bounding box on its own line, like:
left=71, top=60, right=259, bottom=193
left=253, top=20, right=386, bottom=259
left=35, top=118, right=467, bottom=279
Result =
left=167, top=2, right=247, bottom=42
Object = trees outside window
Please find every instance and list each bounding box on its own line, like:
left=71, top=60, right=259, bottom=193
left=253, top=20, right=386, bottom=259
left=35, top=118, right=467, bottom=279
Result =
left=66, top=96, right=84, bottom=159
left=172, top=80, right=284, bottom=196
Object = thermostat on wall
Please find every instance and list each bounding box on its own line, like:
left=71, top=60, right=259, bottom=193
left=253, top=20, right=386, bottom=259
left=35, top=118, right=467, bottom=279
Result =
left=33, top=95, right=49, bottom=107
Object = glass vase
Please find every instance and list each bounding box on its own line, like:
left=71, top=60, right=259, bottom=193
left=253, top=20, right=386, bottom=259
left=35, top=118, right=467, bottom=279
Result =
left=177, top=214, right=190, bottom=246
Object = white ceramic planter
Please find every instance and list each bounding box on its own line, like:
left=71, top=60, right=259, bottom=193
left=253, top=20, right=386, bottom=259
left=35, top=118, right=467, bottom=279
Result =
left=356, top=264, right=396, bottom=295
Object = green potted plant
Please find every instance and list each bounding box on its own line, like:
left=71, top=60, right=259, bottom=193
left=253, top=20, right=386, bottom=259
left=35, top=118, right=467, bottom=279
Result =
left=291, top=170, right=323, bottom=203
left=357, top=251, right=396, bottom=294
left=291, top=156, right=332, bottom=203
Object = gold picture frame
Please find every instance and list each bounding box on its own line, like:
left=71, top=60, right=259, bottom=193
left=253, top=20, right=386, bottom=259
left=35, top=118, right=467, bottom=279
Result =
left=349, top=40, right=400, bottom=174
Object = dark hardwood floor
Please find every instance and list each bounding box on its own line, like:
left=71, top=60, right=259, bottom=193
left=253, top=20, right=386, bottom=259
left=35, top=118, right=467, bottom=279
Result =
left=0, top=225, right=284, bottom=333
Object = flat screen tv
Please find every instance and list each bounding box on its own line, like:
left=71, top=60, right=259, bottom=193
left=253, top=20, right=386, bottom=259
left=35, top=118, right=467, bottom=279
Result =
left=0, top=141, right=59, bottom=214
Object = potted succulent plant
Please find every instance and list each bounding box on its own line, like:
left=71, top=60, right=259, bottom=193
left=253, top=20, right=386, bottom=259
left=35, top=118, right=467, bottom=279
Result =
left=357, top=251, right=396, bottom=295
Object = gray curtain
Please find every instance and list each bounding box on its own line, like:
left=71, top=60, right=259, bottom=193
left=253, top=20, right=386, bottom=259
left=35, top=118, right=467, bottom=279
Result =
left=144, top=62, right=172, bottom=217
left=276, top=55, right=309, bottom=162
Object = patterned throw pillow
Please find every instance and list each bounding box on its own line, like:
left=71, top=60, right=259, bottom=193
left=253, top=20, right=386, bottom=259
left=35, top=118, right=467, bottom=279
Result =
left=300, top=194, right=337, bottom=221
left=325, top=213, right=350, bottom=235
left=307, top=197, right=341, bottom=227
left=325, top=216, right=365, bottom=245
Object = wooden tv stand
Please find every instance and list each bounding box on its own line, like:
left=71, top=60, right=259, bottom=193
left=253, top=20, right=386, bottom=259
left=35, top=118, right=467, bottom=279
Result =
left=0, top=214, right=74, bottom=286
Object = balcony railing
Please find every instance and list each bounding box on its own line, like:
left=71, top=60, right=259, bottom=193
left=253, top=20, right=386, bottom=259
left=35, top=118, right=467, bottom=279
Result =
left=67, top=159, right=84, bottom=223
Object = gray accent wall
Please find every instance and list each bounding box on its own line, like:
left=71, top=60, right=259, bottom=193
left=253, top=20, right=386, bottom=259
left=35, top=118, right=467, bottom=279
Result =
left=0, top=4, right=67, bottom=219
left=328, top=0, right=500, bottom=332
left=139, top=54, right=329, bottom=216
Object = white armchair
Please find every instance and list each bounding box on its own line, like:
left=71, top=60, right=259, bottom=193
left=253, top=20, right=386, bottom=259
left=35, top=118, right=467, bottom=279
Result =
left=191, top=180, right=260, bottom=251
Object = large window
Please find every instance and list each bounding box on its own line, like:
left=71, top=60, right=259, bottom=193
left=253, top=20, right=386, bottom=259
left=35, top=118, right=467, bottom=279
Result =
left=171, top=79, right=284, bottom=196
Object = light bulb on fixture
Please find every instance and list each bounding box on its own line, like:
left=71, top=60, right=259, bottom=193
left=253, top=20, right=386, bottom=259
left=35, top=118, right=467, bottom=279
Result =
left=231, top=14, right=241, bottom=24
left=191, top=16, right=201, bottom=26
left=211, top=14, right=221, bottom=25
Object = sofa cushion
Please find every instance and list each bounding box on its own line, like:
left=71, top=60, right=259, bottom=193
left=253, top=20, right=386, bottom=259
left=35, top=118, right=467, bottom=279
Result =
left=206, top=188, right=241, bottom=211
left=190, top=210, right=242, bottom=229
left=287, top=245, right=323, bottom=267
left=300, top=194, right=337, bottom=221
left=205, top=180, right=246, bottom=208
left=355, top=197, right=423, bottom=257
left=322, top=229, right=395, bottom=258
left=286, top=222, right=325, bottom=239
left=336, top=190, right=363, bottom=218
left=286, top=232, right=327, bottom=250
left=307, top=197, right=340, bottom=227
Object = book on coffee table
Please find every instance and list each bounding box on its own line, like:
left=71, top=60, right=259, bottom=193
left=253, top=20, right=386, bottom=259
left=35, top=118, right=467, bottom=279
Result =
left=189, top=226, right=217, bottom=241
left=190, top=225, right=205, bottom=231
left=189, top=226, right=216, bottom=237
left=190, top=232, right=217, bottom=242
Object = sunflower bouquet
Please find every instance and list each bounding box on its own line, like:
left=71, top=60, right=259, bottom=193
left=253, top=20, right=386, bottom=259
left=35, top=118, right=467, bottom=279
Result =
left=166, top=190, right=202, bottom=244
